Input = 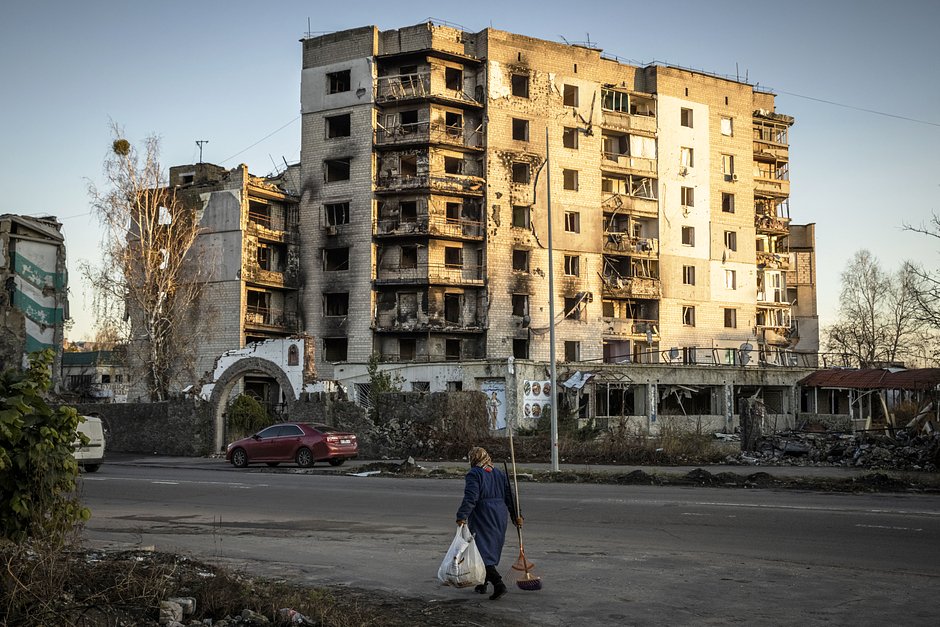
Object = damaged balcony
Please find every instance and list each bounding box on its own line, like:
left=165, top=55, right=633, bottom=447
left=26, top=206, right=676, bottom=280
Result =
left=600, top=273, right=662, bottom=300
left=756, top=304, right=795, bottom=347
left=374, top=262, right=485, bottom=286
left=244, top=306, right=299, bottom=333
left=603, top=317, right=660, bottom=339
left=755, top=197, right=790, bottom=235
left=375, top=151, right=485, bottom=196
left=757, top=250, right=790, bottom=270
left=601, top=175, right=658, bottom=219
left=375, top=119, right=484, bottom=150
left=753, top=114, right=791, bottom=164
left=600, top=88, right=657, bottom=134
left=374, top=68, right=483, bottom=108
left=600, top=130, right=657, bottom=176
left=603, top=232, right=658, bottom=257
left=246, top=199, right=299, bottom=244
left=374, top=214, right=484, bottom=241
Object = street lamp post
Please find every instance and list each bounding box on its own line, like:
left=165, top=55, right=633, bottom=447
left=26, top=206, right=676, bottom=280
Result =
left=545, top=128, right=559, bottom=472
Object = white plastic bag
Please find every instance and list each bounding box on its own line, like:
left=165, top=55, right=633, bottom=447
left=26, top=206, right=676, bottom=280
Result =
left=437, top=525, right=485, bottom=587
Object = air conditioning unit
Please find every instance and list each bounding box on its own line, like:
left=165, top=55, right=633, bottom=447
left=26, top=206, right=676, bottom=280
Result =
left=678, top=166, right=688, bottom=176
left=731, top=173, right=739, bottom=182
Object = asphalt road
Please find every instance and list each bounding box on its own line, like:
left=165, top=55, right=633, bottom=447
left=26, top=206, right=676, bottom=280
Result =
left=79, top=462, right=940, bottom=626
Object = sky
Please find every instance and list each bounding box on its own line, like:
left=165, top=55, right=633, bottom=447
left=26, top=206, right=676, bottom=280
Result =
left=2, top=0, right=938, bottom=341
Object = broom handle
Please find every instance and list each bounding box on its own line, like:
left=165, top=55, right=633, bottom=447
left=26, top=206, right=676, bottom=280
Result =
left=508, top=431, right=526, bottom=556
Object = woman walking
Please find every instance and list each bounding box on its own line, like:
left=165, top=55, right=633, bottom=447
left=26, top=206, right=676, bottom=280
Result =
left=456, top=447, right=521, bottom=600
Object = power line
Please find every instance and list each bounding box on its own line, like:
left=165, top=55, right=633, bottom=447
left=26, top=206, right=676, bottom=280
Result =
left=774, top=89, right=940, bottom=128
left=220, top=116, right=300, bottom=164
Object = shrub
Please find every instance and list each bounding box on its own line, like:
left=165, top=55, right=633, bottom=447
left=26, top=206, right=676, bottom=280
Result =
left=0, top=350, right=89, bottom=542
left=225, top=394, right=272, bottom=440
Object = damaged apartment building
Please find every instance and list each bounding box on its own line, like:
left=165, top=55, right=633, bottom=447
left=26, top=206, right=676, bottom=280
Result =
left=293, top=21, right=820, bottom=430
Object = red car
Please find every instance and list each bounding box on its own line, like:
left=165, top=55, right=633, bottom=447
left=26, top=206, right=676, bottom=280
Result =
left=225, top=423, right=358, bottom=468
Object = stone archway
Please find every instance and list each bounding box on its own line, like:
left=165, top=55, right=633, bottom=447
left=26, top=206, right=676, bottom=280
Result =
left=206, top=356, right=299, bottom=453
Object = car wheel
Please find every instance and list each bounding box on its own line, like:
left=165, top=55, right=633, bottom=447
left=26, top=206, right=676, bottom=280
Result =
left=328, top=458, right=345, bottom=467
left=231, top=448, right=248, bottom=468
left=84, top=464, right=101, bottom=473
left=266, top=462, right=280, bottom=467
left=296, top=448, right=314, bottom=468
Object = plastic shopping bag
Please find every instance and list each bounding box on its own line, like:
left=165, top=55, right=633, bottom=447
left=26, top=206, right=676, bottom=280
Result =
left=437, top=525, right=485, bottom=587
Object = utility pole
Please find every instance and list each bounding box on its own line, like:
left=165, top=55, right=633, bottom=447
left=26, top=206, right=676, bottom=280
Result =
left=546, top=127, right=559, bottom=472
left=195, top=140, right=209, bottom=163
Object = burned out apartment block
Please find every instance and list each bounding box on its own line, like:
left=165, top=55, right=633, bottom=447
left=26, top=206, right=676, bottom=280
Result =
left=299, top=22, right=818, bottom=382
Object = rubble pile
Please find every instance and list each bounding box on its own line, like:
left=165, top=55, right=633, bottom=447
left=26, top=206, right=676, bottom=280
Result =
left=725, top=429, right=940, bottom=471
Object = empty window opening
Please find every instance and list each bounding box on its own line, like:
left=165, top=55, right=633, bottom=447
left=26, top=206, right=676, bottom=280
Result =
left=564, top=297, right=582, bottom=320
left=512, top=294, right=528, bottom=317
left=323, top=338, right=348, bottom=362
left=444, top=155, right=463, bottom=174
left=324, top=202, right=350, bottom=225
left=680, top=146, right=694, bottom=168
left=725, top=269, right=737, bottom=290
left=682, top=265, right=695, bottom=285
left=445, top=111, right=463, bottom=135
left=512, top=205, right=530, bottom=228
left=445, top=67, right=463, bottom=91
left=400, top=155, right=417, bottom=178
left=400, top=109, right=419, bottom=127
left=326, top=113, right=351, bottom=138
left=444, top=246, right=463, bottom=267
left=512, top=162, right=530, bottom=184
left=563, top=169, right=578, bottom=191
left=564, top=254, right=580, bottom=276
left=563, top=84, right=579, bottom=107
left=325, top=158, right=350, bottom=182
left=724, top=308, right=737, bottom=328
left=722, top=193, right=735, bottom=213
left=722, top=154, right=735, bottom=179
left=511, top=73, right=529, bottom=98
left=681, top=186, right=694, bottom=207
left=399, top=338, right=416, bottom=361
left=681, top=107, right=693, bottom=127
left=564, top=211, right=580, bottom=233
left=512, top=249, right=530, bottom=272
left=327, top=70, right=351, bottom=94
left=400, top=245, right=418, bottom=269
left=512, top=118, right=529, bottom=141
left=256, top=244, right=272, bottom=270
left=324, top=292, right=349, bottom=316
left=602, top=132, right=627, bottom=157
left=563, top=127, right=579, bottom=149
left=444, top=293, right=461, bottom=323
left=400, top=200, right=417, bottom=222
left=446, top=339, right=462, bottom=360
left=682, top=306, right=696, bottom=326
left=681, top=226, right=695, bottom=246
left=513, top=339, right=529, bottom=359
left=411, top=380, right=430, bottom=392
left=721, top=117, right=733, bottom=136
left=564, top=341, right=580, bottom=362
left=323, top=247, right=350, bottom=271
left=446, top=202, right=461, bottom=223
left=724, top=230, right=738, bottom=251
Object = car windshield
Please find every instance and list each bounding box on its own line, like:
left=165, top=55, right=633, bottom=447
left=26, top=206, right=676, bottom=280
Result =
left=312, top=424, right=338, bottom=433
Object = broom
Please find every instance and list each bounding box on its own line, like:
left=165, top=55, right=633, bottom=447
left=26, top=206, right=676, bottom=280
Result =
left=506, top=431, right=542, bottom=591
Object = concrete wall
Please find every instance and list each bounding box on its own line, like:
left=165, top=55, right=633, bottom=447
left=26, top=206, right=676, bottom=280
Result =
left=74, top=400, right=213, bottom=456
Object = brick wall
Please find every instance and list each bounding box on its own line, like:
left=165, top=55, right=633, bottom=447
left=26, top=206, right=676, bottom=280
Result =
left=73, top=400, right=213, bottom=456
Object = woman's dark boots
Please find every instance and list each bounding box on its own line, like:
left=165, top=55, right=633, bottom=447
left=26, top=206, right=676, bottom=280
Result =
left=484, top=566, right=507, bottom=600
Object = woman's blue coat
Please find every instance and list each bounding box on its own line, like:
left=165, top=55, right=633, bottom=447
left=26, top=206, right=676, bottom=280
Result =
left=456, top=465, right=516, bottom=566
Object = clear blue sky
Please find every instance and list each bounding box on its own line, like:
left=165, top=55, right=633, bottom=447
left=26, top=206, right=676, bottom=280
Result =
left=2, top=0, right=938, bottom=341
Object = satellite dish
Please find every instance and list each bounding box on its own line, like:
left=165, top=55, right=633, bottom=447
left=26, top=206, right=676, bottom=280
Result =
left=739, top=342, right=753, bottom=366
left=668, top=347, right=680, bottom=361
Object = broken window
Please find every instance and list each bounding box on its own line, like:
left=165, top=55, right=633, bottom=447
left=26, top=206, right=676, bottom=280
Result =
left=722, top=193, right=735, bottom=213
left=512, top=118, right=529, bottom=141
left=445, top=339, right=462, bottom=360
left=512, top=162, right=530, bottom=184
left=724, top=231, right=737, bottom=251
left=513, top=339, right=529, bottom=359
left=446, top=202, right=461, bottom=223
left=564, top=254, right=580, bottom=276
left=563, top=127, right=579, bottom=149
left=323, top=247, right=350, bottom=271
left=445, top=111, right=463, bottom=136
left=400, top=155, right=417, bottom=178
left=326, top=113, right=351, bottom=138
left=680, top=107, right=693, bottom=128
left=563, top=169, right=578, bottom=191
left=411, top=380, right=430, bottom=392
left=722, top=154, right=735, bottom=180
left=256, top=244, right=272, bottom=270
left=399, top=338, right=416, bottom=361
left=602, top=132, right=627, bottom=158
left=400, top=245, right=418, bottom=269
left=601, top=88, right=628, bottom=113
left=325, top=158, right=351, bottom=182
left=564, top=211, right=580, bottom=233
left=680, top=147, right=694, bottom=168
left=324, top=292, right=349, bottom=316
left=400, top=200, right=417, bottom=222
left=512, top=249, right=529, bottom=272
left=444, top=155, right=463, bottom=174
left=444, top=246, right=462, bottom=267
left=324, top=202, right=350, bottom=225
left=511, top=73, right=529, bottom=98
left=725, top=269, right=737, bottom=290
left=445, top=66, right=463, bottom=91
left=564, top=341, right=580, bottom=362
left=721, top=117, right=733, bottom=136
left=512, top=293, right=528, bottom=317
left=327, top=69, right=351, bottom=94
left=682, top=265, right=695, bottom=285
left=323, top=338, right=348, bottom=362
left=564, top=297, right=582, bottom=320
left=512, top=205, right=530, bottom=228
left=563, top=84, right=579, bottom=107
left=681, top=186, right=694, bottom=207
left=400, top=109, right=419, bottom=131
left=444, top=293, right=461, bottom=323
left=681, top=226, right=695, bottom=246
left=682, top=306, right=695, bottom=326
left=248, top=200, right=271, bottom=228
left=724, top=308, right=737, bottom=328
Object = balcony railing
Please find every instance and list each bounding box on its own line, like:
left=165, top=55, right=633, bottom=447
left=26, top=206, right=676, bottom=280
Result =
left=373, top=315, right=485, bottom=332
left=375, top=73, right=481, bottom=106
left=601, top=152, right=656, bottom=174
left=604, top=317, right=659, bottom=337
left=374, top=215, right=484, bottom=239
left=755, top=214, right=790, bottom=234
left=376, top=349, right=485, bottom=363
left=757, top=251, right=790, bottom=270
left=603, top=233, right=658, bottom=256
left=375, top=262, right=485, bottom=286
left=242, top=265, right=299, bottom=289
left=600, top=275, right=661, bottom=299
left=375, top=120, right=483, bottom=148
left=245, top=307, right=299, bottom=331
left=375, top=173, right=485, bottom=195
left=601, top=110, right=657, bottom=134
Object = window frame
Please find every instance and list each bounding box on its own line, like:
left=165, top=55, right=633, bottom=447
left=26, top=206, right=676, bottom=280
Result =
left=564, top=210, right=580, bottom=233
left=681, top=226, right=695, bottom=246
left=682, top=305, right=696, bottom=327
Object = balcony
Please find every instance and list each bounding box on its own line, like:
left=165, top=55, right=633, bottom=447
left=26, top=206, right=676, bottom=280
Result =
left=601, top=110, right=657, bottom=135
left=375, top=348, right=485, bottom=363
left=603, top=317, right=659, bottom=338
left=375, top=73, right=482, bottom=107
left=757, top=251, right=790, bottom=270
left=603, top=232, right=658, bottom=257
left=601, top=192, right=658, bottom=219
left=374, top=215, right=484, bottom=240
left=375, top=173, right=485, bottom=196
left=242, top=264, right=299, bottom=289
left=244, top=307, right=299, bottom=332
left=373, top=314, right=485, bottom=333
left=374, top=262, right=485, bottom=286
left=755, top=213, right=790, bottom=235
left=246, top=213, right=295, bottom=244
left=753, top=162, right=790, bottom=197
left=375, top=120, right=483, bottom=149
left=601, top=275, right=661, bottom=299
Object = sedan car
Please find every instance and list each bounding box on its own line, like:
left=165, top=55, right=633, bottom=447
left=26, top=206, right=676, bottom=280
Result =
left=225, top=422, right=358, bottom=468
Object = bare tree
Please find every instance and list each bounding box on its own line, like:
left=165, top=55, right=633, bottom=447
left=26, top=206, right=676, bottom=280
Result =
left=904, top=213, right=940, bottom=331
left=84, top=124, right=208, bottom=401
left=824, top=250, right=925, bottom=367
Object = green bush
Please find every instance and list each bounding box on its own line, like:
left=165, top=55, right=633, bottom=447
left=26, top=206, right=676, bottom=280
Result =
left=0, top=350, right=89, bottom=542
left=226, top=394, right=272, bottom=440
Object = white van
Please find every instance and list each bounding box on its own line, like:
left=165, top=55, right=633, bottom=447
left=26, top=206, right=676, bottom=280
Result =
left=75, top=415, right=105, bottom=472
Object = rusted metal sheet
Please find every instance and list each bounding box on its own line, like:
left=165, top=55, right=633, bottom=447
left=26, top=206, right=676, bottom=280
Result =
left=799, top=368, right=940, bottom=390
